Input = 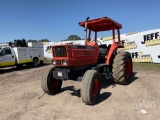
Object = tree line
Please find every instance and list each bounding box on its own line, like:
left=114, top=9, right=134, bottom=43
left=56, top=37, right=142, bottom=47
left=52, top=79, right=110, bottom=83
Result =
left=61, top=35, right=82, bottom=41
left=2, top=35, right=82, bottom=44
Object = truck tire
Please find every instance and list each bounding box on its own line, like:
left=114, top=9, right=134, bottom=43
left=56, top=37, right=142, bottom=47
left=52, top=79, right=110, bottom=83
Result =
left=32, top=58, right=39, bottom=67
left=40, top=60, right=43, bottom=65
left=112, top=51, right=133, bottom=85
left=41, top=66, right=62, bottom=95
left=16, top=64, right=23, bottom=68
left=81, top=70, right=101, bottom=105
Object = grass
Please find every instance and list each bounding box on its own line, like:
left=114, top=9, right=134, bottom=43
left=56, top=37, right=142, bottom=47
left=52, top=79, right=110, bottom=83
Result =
left=42, top=57, right=160, bottom=71
left=43, top=57, right=52, bottom=64
left=133, top=62, right=160, bottom=71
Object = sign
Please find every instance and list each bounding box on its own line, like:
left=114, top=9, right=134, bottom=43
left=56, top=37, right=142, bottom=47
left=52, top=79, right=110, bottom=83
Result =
left=43, top=29, right=160, bottom=63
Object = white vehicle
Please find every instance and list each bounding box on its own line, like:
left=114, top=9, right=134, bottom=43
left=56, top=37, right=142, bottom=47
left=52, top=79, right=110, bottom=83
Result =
left=0, top=42, right=44, bottom=68
left=0, top=43, right=8, bottom=50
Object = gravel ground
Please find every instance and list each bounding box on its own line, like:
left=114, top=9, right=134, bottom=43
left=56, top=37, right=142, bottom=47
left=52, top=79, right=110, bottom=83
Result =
left=0, top=63, right=160, bottom=120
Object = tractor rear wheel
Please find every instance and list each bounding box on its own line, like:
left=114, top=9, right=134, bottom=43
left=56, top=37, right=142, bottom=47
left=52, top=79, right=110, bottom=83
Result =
left=112, top=51, right=133, bottom=85
left=81, top=70, right=101, bottom=105
left=41, top=66, right=62, bottom=95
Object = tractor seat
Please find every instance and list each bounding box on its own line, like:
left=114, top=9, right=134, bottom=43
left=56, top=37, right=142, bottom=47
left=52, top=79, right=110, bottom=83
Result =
left=99, top=44, right=107, bottom=57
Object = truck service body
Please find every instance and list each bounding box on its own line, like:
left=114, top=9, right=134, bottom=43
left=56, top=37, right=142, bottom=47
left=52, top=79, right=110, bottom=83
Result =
left=0, top=42, right=44, bottom=67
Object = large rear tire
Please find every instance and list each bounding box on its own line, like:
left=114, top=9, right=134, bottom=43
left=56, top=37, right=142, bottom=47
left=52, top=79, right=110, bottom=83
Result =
left=41, top=66, right=62, bottom=95
left=81, top=70, right=101, bottom=105
left=112, top=51, right=133, bottom=85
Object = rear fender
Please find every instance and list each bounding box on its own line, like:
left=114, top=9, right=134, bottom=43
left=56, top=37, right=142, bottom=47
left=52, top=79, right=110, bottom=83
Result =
left=105, top=44, right=123, bottom=65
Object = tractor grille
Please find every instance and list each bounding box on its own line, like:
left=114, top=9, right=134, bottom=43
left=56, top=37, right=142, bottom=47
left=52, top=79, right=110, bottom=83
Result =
left=53, top=46, right=67, bottom=57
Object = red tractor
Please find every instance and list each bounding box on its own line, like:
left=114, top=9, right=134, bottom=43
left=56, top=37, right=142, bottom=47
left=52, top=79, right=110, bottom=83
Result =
left=41, top=17, right=133, bottom=105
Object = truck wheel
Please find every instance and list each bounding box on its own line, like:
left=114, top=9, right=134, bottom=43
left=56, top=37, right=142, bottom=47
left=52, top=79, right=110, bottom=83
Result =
left=81, top=70, right=100, bottom=105
left=40, top=60, right=43, bottom=65
left=32, top=58, right=39, bottom=67
left=41, top=66, right=62, bottom=95
left=112, top=51, right=133, bottom=85
left=16, top=64, right=23, bottom=68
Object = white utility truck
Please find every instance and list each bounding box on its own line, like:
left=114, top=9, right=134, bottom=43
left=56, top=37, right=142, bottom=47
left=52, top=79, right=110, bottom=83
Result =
left=0, top=44, right=8, bottom=50
left=0, top=41, right=44, bottom=68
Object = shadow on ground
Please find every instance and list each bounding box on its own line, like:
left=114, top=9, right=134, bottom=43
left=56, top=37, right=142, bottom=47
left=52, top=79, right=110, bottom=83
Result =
left=59, top=85, right=111, bottom=105
left=52, top=72, right=138, bottom=105
left=0, top=63, right=51, bottom=74
left=95, top=92, right=111, bottom=105
left=130, top=72, right=138, bottom=84
left=101, top=72, right=138, bottom=88
left=59, top=86, right=81, bottom=97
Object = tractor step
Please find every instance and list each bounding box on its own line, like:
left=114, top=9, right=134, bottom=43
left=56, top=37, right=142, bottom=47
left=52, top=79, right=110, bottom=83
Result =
left=96, top=63, right=109, bottom=67
left=77, top=77, right=83, bottom=81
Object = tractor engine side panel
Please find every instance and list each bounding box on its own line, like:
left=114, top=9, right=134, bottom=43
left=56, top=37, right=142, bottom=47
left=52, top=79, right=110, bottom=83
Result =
left=52, top=45, right=99, bottom=67
left=71, top=45, right=98, bottom=66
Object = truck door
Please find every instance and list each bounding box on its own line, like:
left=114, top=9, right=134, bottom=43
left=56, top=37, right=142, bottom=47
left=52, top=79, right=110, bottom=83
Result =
left=0, top=47, right=15, bottom=67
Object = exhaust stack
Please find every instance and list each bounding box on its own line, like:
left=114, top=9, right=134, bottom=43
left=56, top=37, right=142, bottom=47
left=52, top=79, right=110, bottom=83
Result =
left=84, top=17, right=89, bottom=46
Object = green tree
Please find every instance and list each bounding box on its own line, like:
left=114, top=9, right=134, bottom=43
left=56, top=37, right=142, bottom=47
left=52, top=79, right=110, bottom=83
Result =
left=38, top=39, right=50, bottom=42
left=67, top=35, right=81, bottom=41
left=28, top=40, right=37, bottom=42
left=14, top=38, right=26, bottom=41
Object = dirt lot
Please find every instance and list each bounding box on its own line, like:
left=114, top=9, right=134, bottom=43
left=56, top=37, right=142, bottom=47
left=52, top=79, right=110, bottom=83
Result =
left=0, top=63, right=160, bottom=120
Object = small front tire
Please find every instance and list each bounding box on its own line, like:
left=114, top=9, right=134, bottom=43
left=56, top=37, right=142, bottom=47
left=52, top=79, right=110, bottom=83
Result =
left=41, top=66, right=63, bottom=95
left=81, top=70, right=101, bottom=105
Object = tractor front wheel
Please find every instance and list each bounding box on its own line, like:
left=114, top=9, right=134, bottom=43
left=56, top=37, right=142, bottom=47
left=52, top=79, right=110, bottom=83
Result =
left=41, top=66, right=62, bottom=95
left=112, top=51, right=133, bottom=85
left=81, top=70, right=101, bottom=105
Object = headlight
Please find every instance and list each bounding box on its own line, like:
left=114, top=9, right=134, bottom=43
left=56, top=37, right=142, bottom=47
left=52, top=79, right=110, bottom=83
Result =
left=53, top=60, right=56, bottom=64
left=53, top=60, right=61, bottom=65
left=62, top=60, right=67, bottom=65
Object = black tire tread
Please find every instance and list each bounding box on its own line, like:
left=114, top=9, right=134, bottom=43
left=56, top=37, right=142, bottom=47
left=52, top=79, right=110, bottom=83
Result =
left=32, top=58, right=39, bottom=67
left=41, top=66, right=55, bottom=94
left=112, top=51, right=132, bottom=85
left=81, top=70, right=100, bottom=105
